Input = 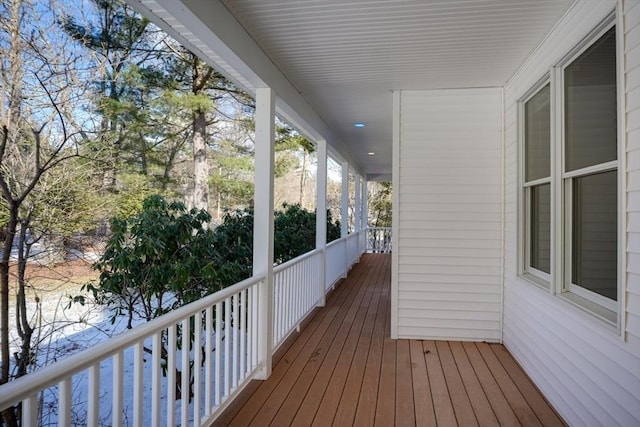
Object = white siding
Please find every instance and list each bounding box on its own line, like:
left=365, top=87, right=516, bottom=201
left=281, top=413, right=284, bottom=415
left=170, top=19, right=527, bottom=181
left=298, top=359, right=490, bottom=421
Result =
left=627, top=0, right=640, bottom=352
left=396, top=88, right=503, bottom=342
left=503, top=0, right=640, bottom=425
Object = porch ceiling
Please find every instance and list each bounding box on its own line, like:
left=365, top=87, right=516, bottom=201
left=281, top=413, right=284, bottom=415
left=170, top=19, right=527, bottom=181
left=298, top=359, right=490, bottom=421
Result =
left=135, top=0, right=575, bottom=179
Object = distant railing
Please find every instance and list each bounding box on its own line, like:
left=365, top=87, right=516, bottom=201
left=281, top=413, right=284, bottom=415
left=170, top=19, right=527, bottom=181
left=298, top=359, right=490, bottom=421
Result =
left=367, top=227, right=392, bottom=253
left=0, top=275, right=264, bottom=427
left=0, top=232, right=370, bottom=426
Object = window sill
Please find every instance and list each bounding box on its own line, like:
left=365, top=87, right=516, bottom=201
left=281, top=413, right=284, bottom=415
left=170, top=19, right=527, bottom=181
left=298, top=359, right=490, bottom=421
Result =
left=559, top=291, right=617, bottom=326
left=520, top=272, right=550, bottom=291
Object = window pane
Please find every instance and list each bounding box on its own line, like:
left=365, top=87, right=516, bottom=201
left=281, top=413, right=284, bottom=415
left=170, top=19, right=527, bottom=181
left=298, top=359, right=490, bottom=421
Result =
left=525, top=84, right=550, bottom=181
left=565, top=27, right=617, bottom=172
left=530, top=184, right=551, bottom=274
left=572, top=171, right=617, bottom=300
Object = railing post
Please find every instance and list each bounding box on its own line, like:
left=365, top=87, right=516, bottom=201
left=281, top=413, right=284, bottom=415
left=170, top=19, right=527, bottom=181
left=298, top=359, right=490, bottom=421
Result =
left=355, top=174, right=361, bottom=233
left=360, top=178, right=369, bottom=253
left=253, top=87, right=275, bottom=380
left=316, top=140, right=327, bottom=306
left=341, top=161, right=349, bottom=277
left=362, top=179, right=368, bottom=237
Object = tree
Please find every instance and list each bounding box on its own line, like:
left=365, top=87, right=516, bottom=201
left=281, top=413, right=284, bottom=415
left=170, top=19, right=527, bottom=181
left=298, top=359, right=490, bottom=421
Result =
left=0, top=0, right=93, bottom=423
left=61, top=0, right=160, bottom=192
left=274, top=204, right=340, bottom=263
left=368, top=181, right=392, bottom=227
left=274, top=126, right=316, bottom=208
left=209, top=203, right=341, bottom=276
left=86, top=195, right=218, bottom=328
left=160, top=45, right=252, bottom=214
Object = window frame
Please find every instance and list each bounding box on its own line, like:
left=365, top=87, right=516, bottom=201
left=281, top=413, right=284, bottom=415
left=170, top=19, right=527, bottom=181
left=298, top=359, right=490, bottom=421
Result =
left=557, top=18, right=619, bottom=323
left=518, top=13, right=622, bottom=327
left=519, top=77, right=552, bottom=289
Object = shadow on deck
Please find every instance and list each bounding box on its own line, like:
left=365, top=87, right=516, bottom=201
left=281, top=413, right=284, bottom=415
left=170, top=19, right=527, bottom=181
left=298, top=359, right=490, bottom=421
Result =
left=214, top=253, right=565, bottom=426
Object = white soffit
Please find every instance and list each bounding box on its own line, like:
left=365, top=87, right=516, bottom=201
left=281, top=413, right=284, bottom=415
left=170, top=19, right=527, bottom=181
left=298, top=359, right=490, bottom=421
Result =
left=135, top=0, right=576, bottom=178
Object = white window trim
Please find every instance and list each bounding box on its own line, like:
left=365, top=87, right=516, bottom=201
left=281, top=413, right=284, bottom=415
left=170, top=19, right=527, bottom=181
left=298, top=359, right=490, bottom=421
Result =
left=556, top=17, right=619, bottom=325
left=518, top=10, right=624, bottom=332
left=518, top=76, right=552, bottom=289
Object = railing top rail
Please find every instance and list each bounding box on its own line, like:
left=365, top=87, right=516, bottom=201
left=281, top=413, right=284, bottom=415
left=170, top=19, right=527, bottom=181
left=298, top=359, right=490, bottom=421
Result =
left=326, top=236, right=347, bottom=249
left=0, top=274, right=265, bottom=410
left=346, top=230, right=364, bottom=239
left=366, top=226, right=392, bottom=230
left=273, top=248, right=322, bottom=274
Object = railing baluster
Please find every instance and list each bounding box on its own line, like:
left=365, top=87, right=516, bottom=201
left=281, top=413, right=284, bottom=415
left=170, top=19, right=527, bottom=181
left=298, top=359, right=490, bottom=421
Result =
left=287, top=269, right=293, bottom=336
left=251, top=284, right=259, bottom=371
left=205, top=305, right=213, bottom=415
left=240, top=289, right=247, bottom=378
left=22, top=395, right=37, bottom=426
left=113, top=351, right=123, bottom=427
left=277, top=276, right=282, bottom=345
left=297, top=262, right=302, bottom=327
left=298, top=264, right=302, bottom=328
left=215, top=301, right=222, bottom=406
left=167, top=324, right=177, bottom=427
left=194, top=311, right=202, bottom=427
left=151, top=332, right=161, bottom=427
left=277, top=272, right=283, bottom=345
left=181, top=318, right=190, bottom=427
left=224, top=298, right=231, bottom=398
left=88, top=363, right=100, bottom=427
left=58, top=378, right=71, bottom=426
left=133, top=342, right=144, bottom=427
left=232, top=293, right=239, bottom=389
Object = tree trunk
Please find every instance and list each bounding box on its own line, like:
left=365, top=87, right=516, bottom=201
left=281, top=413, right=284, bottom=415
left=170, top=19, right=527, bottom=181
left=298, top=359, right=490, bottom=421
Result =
left=0, top=209, right=17, bottom=385
left=191, top=55, right=214, bottom=214
left=0, top=206, right=19, bottom=427
left=299, top=150, right=307, bottom=206
left=192, top=110, right=209, bottom=212
left=15, top=222, right=34, bottom=379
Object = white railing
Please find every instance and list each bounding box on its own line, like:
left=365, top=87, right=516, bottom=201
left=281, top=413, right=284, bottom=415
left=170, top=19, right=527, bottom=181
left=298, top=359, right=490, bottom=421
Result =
left=0, top=235, right=371, bottom=426
left=272, top=249, right=323, bottom=350
left=366, top=227, right=392, bottom=253
left=325, top=238, right=346, bottom=290
left=0, top=275, right=264, bottom=427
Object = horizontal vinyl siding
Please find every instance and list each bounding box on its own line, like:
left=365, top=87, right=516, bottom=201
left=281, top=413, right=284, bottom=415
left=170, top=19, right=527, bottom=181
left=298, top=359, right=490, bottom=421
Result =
left=397, top=88, right=503, bottom=342
left=503, top=0, right=640, bottom=425
left=626, top=0, right=640, bottom=373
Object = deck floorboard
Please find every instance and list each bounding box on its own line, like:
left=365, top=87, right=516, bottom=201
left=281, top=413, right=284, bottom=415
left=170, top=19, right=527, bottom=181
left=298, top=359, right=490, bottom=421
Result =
left=213, top=254, right=565, bottom=426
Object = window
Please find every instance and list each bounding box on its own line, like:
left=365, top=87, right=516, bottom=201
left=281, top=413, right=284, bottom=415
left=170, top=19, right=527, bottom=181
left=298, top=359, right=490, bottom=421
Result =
left=563, top=26, right=618, bottom=311
left=521, top=23, right=618, bottom=321
left=523, top=83, right=551, bottom=283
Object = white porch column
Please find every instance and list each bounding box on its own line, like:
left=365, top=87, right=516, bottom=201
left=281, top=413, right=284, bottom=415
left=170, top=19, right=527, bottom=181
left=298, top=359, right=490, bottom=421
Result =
left=341, top=162, right=349, bottom=238
left=316, top=140, right=327, bottom=307
left=362, top=178, right=368, bottom=254
left=362, top=178, right=368, bottom=229
left=253, top=87, right=275, bottom=380
left=354, top=174, right=361, bottom=232
left=341, top=161, right=349, bottom=276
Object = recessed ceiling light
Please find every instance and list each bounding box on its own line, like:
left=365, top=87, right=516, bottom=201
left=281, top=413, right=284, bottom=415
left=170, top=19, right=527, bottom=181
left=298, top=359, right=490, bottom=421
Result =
left=353, top=122, right=365, bottom=128
left=368, top=152, right=375, bottom=156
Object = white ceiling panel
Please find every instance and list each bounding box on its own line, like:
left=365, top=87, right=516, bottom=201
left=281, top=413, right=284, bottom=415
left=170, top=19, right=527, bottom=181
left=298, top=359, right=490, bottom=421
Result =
left=219, top=0, right=574, bottom=178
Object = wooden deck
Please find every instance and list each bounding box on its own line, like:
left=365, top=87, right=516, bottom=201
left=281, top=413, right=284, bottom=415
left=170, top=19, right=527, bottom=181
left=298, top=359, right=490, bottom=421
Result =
left=214, top=254, right=565, bottom=426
